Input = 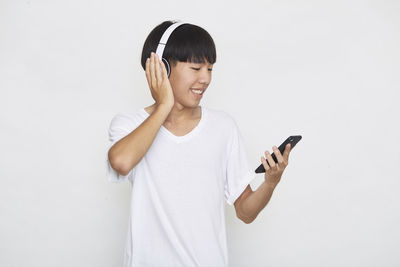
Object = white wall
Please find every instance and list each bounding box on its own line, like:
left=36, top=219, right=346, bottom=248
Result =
left=1, top=0, right=399, bottom=266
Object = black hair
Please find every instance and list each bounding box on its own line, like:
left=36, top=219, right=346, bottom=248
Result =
left=140, top=20, right=217, bottom=71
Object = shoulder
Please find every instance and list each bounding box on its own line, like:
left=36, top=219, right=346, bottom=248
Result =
left=109, top=108, right=147, bottom=129
left=203, top=106, right=237, bottom=128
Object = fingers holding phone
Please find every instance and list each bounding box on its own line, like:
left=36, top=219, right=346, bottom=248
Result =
left=261, top=144, right=290, bottom=187
left=278, top=143, right=291, bottom=166
left=255, top=136, right=301, bottom=174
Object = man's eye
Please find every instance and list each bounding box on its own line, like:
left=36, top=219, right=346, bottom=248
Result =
left=191, top=67, right=213, bottom=71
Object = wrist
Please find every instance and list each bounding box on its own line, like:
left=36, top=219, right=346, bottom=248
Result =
left=156, top=103, right=173, bottom=113
left=264, top=179, right=278, bottom=190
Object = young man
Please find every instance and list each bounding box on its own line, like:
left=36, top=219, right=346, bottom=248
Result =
left=106, top=20, right=291, bottom=267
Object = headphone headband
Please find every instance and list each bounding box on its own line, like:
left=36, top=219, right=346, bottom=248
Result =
left=155, top=21, right=187, bottom=60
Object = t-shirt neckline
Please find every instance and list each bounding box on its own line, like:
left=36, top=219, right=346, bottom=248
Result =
left=140, top=105, right=206, bottom=143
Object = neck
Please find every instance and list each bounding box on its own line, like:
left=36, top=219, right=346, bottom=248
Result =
left=165, top=104, right=200, bottom=124
left=148, top=103, right=200, bottom=125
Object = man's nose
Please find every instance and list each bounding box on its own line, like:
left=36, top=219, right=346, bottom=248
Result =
left=199, top=69, right=211, bottom=85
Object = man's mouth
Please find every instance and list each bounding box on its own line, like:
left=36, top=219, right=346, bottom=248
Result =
left=190, top=88, right=205, bottom=95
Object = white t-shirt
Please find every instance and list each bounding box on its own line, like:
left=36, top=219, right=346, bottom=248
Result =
left=106, top=105, right=256, bottom=267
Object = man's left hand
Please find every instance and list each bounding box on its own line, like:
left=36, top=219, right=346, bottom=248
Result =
left=261, top=143, right=291, bottom=188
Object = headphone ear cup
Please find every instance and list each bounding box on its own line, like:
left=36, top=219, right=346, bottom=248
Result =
left=162, top=58, right=171, bottom=77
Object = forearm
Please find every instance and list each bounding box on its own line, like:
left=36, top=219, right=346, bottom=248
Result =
left=241, top=181, right=277, bottom=222
left=108, top=104, right=172, bottom=175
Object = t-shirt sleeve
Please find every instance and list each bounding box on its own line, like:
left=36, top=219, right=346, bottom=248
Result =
left=224, top=119, right=256, bottom=206
left=106, top=112, right=138, bottom=183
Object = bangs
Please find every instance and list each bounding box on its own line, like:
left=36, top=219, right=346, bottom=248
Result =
left=163, top=25, right=216, bottom=65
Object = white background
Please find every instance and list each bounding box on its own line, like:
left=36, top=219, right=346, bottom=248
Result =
left=1, top=0, right=399, bottom=266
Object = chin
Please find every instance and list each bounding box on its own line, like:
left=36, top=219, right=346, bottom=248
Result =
left=176, top=100, right=199, bottom=109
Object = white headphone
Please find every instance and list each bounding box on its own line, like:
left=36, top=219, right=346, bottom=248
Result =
left=155, top=21, right=187, bottom=77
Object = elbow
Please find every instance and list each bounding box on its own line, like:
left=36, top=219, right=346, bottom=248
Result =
left=235, top=200, right=256, bottom=224
left=117, top=166, right=130, bottom=176
left=240, top=215, right=255, bottom=224
left=108, top=150, right=130, bottom=176
left=237, top=211, right=256, bottom=224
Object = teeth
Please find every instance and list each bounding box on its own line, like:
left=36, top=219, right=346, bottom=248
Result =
left=191, top=89, right=203, bottom=95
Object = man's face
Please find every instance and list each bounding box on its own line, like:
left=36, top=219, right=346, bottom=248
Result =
left=168, top=60, right=213, bottom=108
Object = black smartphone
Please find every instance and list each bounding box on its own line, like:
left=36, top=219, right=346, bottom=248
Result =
left=255, top=135, right=302, bottom=173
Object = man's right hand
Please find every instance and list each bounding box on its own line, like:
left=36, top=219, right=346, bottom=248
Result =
left=145, top=52, right=175, bottom=109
